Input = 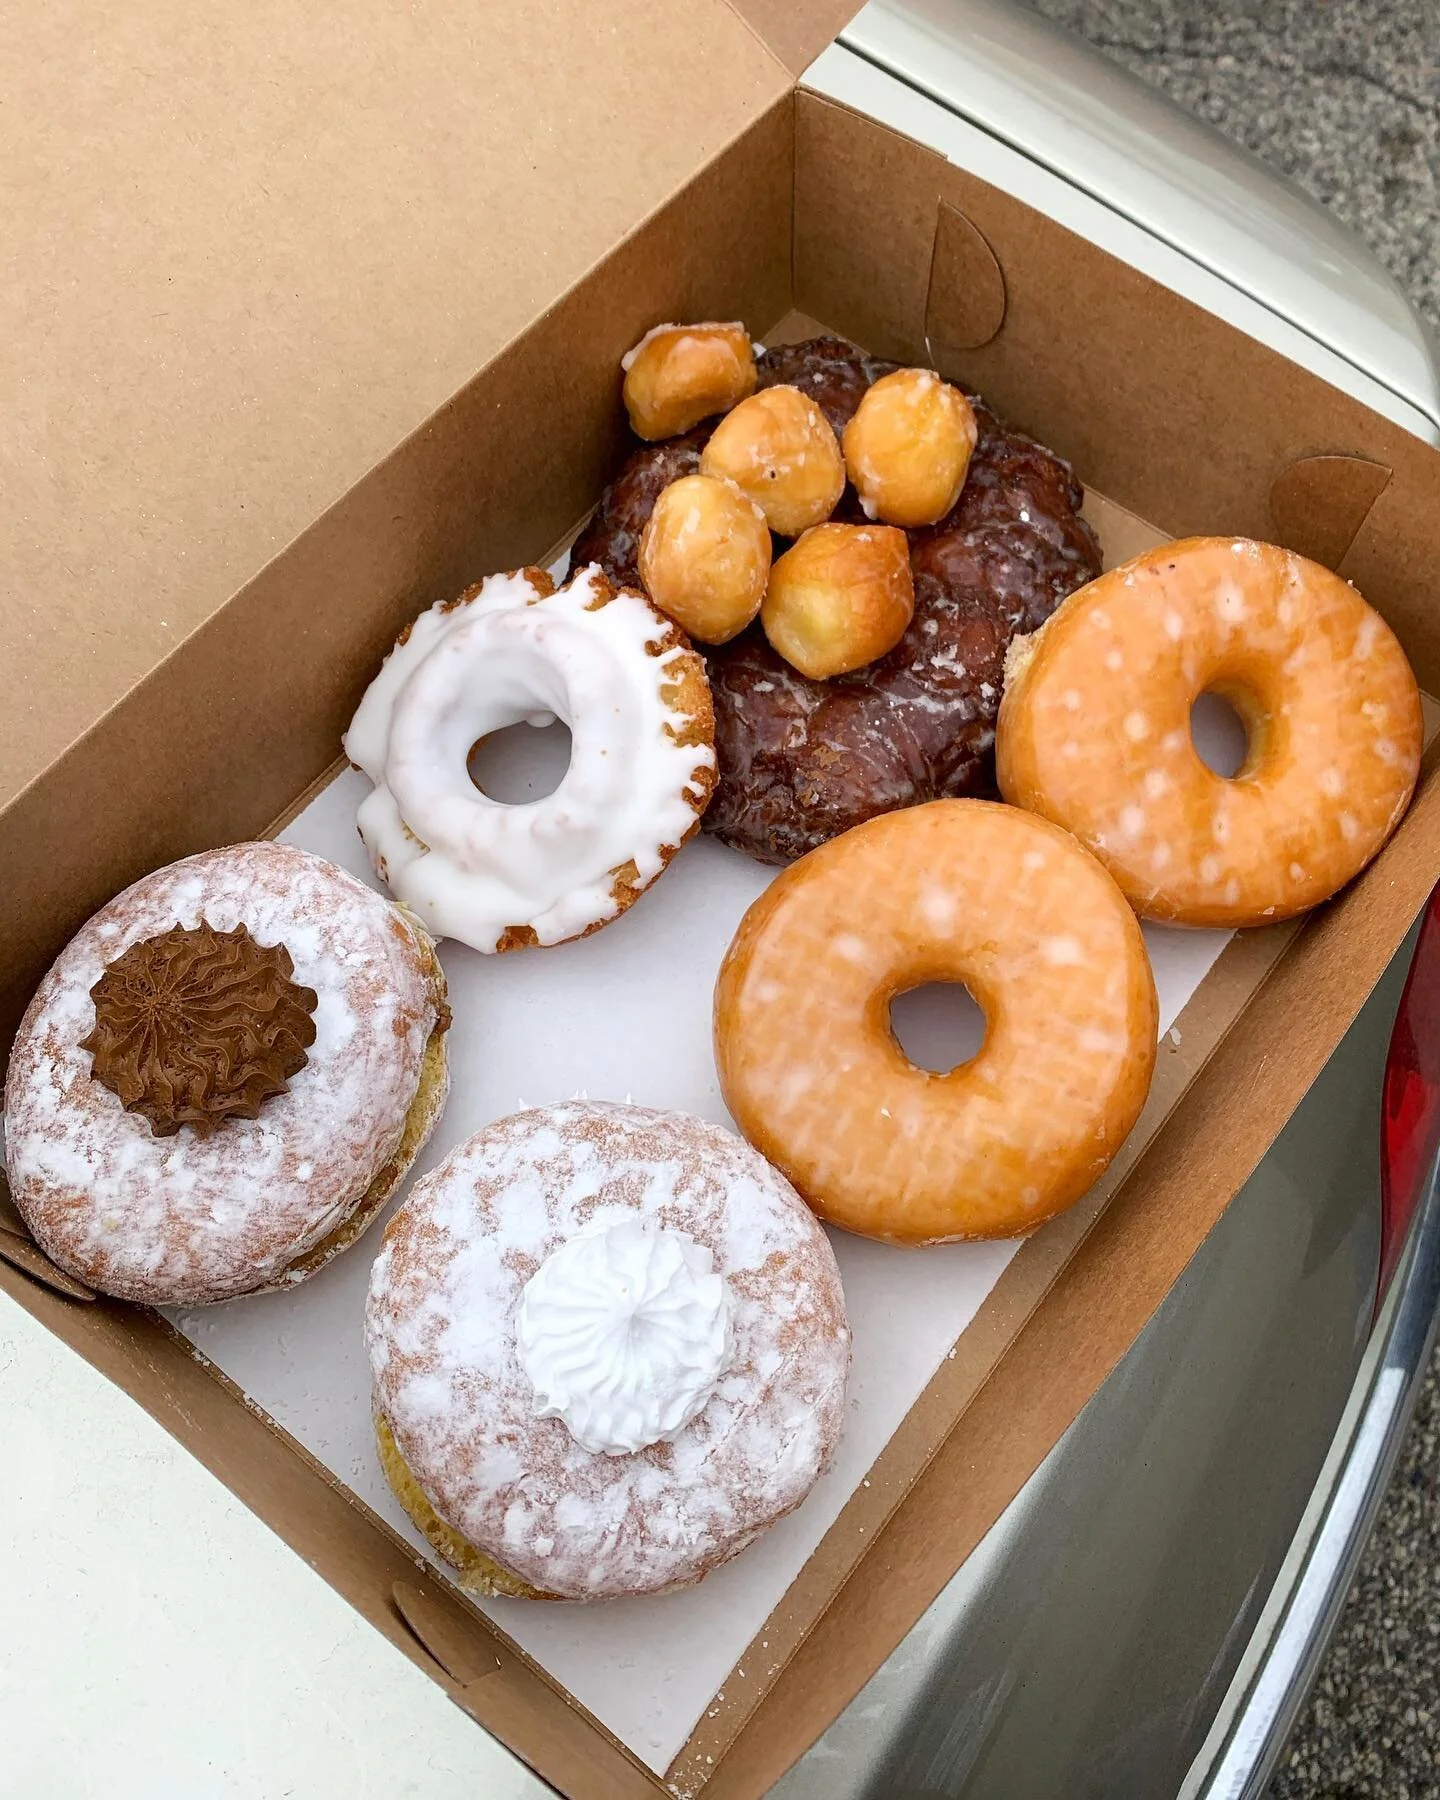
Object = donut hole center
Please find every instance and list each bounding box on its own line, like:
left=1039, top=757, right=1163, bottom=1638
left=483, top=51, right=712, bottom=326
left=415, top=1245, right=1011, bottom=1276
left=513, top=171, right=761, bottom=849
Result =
left=889, top=982, right=987, bottom=1075
left=467, top=718, right=573, bottom=804
left=1190, top=690, right=1250, bottom=778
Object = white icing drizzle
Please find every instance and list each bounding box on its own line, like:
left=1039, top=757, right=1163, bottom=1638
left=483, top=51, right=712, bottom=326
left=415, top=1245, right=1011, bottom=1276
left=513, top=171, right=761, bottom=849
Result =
left=344, top=566, right=714, bottom=952
left=516, top=1217, right=732, bottom=1455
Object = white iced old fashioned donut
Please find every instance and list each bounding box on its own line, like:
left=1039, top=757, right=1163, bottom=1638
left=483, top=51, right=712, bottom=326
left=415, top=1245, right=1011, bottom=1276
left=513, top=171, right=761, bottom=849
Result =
left=365, top=1100, right=851, bottom=1601
left=345, top=566, right=716, bottom=952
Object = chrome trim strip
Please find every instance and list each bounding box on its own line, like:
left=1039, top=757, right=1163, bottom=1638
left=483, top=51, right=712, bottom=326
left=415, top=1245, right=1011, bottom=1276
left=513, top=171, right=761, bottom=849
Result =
left=1185, top=1135, right=1440, bottom=1798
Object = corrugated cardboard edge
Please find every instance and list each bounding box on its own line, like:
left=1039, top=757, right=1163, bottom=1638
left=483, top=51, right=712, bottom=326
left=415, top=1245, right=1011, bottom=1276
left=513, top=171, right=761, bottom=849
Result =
left=0, top=1228, right=96, bottom=1303
left=392, top=1581, right=505, bottom=1686
left=0, top=1180, right=96, bottom=1301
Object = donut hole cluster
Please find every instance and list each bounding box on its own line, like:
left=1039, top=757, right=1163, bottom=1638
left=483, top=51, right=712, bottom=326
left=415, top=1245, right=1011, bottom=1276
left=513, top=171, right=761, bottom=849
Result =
left=574, top=332, right=1106, bottom=865
left=621, top=322, right=979, bottom=680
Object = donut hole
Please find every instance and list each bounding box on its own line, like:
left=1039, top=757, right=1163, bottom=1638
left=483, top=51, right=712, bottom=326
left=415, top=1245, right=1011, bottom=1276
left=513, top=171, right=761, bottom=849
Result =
left=1190, top=690, right=1250, bottom=779
left=467, top=719, right=573, bottom=804
left=889, top=981, right=987, bottom=1075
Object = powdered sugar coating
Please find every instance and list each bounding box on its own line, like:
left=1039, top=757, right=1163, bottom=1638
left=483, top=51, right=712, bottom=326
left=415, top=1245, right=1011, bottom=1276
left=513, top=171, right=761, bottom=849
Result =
left=4, top=842, right=447, bottom=1305
left=366, top=1101, right=851, bottom=1600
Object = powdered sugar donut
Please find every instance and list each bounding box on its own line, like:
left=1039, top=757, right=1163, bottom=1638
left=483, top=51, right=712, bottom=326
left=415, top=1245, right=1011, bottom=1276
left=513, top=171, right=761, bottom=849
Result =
left=344, top=566, right=716, bottom=953
left=4, top=842, right=450, bottom=1305
left=365, top=1100, right=851, bottom=1600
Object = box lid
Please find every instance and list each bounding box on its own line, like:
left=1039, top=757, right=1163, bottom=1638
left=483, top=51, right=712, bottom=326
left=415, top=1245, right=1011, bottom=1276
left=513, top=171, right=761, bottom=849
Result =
left=0, top=0, right=857, bottom=810
left=727, top=0, right=868, bottom=73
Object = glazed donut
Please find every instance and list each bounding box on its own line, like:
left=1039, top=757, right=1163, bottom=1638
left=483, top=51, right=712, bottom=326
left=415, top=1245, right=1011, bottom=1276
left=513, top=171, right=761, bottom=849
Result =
left=715, top=800, right=1158, bottom=1244
left=345, top=565, right=716, bottom=952
left=366, top=1101, right=850, bottom=1600
left=4, top=842, right=450, bottom=1305
left=997, top=538, right=1424, bottom=927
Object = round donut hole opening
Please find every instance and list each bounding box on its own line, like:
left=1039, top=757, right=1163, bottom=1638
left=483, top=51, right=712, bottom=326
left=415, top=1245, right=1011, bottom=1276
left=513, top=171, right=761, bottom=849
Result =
left=1190, top=691, right=1249, bottom=779
left=467, top=719, right=573, bottom=805
left=889, top=982, right=988, bottom=1075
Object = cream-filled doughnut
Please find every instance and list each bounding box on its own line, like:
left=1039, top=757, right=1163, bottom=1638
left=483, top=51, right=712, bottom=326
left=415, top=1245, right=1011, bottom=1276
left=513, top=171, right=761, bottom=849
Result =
left=345, top=566, right=716, bottom=952
left=4, top=842, right=450, bottom=1305
left=715, top=800, right=1158, bottom=1244
left=997, top=538, right=1423, bottom=927
left=365, top=1101, right=850, bottom=1600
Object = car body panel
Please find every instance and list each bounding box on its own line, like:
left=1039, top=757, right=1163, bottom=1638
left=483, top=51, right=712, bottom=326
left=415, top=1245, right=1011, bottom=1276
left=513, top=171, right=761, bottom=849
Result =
left=807, top=42, right=1439, bottom=447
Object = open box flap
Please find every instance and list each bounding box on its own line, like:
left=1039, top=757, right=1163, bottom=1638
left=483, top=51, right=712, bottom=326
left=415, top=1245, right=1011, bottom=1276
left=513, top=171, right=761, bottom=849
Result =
left=0, top=0, right=791, bottom=811
left=725, top=0, right=864, bottom=73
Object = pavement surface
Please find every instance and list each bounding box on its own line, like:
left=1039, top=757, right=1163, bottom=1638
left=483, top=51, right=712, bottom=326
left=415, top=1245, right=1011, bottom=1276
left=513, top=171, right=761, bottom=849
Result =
left=1026, top=4, right=1440, bottom=1794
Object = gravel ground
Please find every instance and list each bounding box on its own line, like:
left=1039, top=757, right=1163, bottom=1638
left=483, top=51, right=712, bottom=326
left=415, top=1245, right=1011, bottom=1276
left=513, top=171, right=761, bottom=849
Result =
left=1024, top=3, right=1440, bottom=1793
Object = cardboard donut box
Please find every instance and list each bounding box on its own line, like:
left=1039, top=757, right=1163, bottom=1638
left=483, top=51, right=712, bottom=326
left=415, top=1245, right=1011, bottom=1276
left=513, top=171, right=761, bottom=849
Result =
left=6, top=3, right=1440, bottom=1795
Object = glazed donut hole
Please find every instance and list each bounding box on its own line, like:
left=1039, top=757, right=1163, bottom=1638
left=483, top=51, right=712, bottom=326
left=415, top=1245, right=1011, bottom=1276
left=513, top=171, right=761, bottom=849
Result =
left=699, top=385, right=846, bottom=536
left=638, top=473, right=771, bottom=644
left=621, top=322, right=757, bottom=441
left=842, top=368, right=978, bottom=528
left=761, top=522, right=914, bottom=680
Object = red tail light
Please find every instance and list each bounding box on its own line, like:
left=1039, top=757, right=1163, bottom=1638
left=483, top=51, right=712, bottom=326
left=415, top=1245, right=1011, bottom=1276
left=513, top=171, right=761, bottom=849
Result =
left=1379, top=890, right=1440, bottom=1301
